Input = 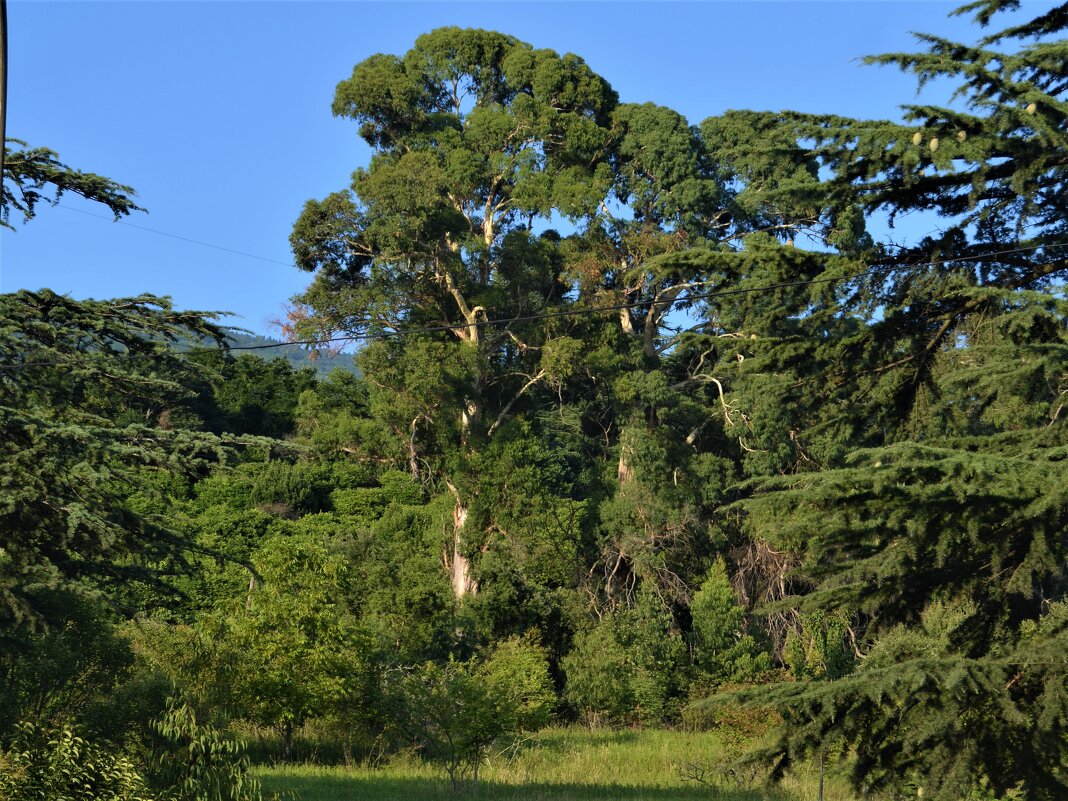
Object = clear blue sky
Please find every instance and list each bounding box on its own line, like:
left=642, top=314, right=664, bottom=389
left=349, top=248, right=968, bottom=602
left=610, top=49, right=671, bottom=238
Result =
left=0, top=1, right=1053, bottom=334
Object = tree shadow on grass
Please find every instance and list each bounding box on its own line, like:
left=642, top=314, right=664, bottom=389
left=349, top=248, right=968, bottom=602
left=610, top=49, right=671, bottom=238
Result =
left=261, top=771, right=811, bottom=801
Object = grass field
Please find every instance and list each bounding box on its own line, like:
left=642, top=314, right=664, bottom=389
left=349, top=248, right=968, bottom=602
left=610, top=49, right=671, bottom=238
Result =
left=257, top=728, right=858, bottom=801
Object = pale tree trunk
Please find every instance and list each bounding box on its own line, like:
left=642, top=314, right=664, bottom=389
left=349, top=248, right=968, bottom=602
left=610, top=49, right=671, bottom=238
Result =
left=451, top=501, right=476, bottom=597
left=461, top=398, right=481, bottom=448
left=445, top=481, right=477, bottom=599
left=408, top=416, right=421, bottom=480
left=617, top=448, right=632, bottom=484
left=437, top=255, right=495, bottom=599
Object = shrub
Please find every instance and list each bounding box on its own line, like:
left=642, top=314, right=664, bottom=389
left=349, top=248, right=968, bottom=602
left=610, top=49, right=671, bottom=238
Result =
left=689, top=558, right=771, bottom=686
left=563, top=592, right=686, bottom=726
left=150, top=699, right=262, bottom=801
left=0, top=722, right=152, bottom=801
left=478, top=636, right=555, bottom=731
left=0, top=592, right=134, bottom=736
left=248, top=462, right=331, bottom=517
left=394, top=660, right=508, bottom=795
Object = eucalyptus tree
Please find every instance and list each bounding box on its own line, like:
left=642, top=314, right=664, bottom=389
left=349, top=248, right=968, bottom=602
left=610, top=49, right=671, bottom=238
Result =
left=289, top=27, right=619, bottom=596
left=286, top=28, right=869, bottom=612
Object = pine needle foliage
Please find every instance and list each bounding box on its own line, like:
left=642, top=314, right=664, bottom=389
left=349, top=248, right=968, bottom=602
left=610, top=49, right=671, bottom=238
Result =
left=698, top=4, right=1068, bottom=799
left=2, top=140, right=143, bottom=229
left=0, top=290, right=234, bottom=629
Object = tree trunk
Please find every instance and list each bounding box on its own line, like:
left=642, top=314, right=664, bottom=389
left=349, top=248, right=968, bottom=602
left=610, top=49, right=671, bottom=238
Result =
left=408, top=416, right=421, bottom=480
left=447, top=387, right=482, bottom=598
left=281, top=721, right=294, bottom=763
left=461, top=398, right=481, bottom=447
left=451, top=501, right=476, bottom=598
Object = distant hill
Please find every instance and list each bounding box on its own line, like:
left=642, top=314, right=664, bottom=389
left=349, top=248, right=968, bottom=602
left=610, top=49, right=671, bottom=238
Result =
left=222, top=332, right=359, bottom=377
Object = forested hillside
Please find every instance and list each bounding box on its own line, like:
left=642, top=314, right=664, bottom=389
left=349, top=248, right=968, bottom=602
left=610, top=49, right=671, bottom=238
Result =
left=221, top=332, right=358, bottom=378
left=2, top=2, right=1066, bottom=800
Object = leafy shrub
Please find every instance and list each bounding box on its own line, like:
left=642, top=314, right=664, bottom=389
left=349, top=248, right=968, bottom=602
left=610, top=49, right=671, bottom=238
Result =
left=478, top=636, right=556, bottom=731
left=689, top=558, right=771, bottom=686
left=563, top=592, right=686, bottom=726
left=0, top=592, right=134, bottom=736
left=0, top=722, right=152, bottom=801
left=150, top=699, right=262, bottom=801
left=782, top=610, right=854, bottom=681
left=248, top=462, right=331, bottom=517
left=392, top=660, right=509, bottom=795
left=681, top=684, right=781, bottom=738
left=329, top=487, right=389, bottom=520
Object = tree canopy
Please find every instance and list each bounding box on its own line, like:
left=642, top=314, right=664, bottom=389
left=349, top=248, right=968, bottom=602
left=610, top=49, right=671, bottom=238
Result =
left=3, top=3, right=1067, bottom=799
left=1, top=139, right=142, bottom=229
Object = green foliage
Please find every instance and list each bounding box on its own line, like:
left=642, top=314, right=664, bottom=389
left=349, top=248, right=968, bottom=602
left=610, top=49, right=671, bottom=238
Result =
left=392, top=658, right=514, bottom=795
left=357, top=497, right=457, bottom=663
left=690, top=559, right=771, bottom=686
left=709, top=4, right=1068, bottom=798
left=293, top=370, right=389, bottom=462
left=467, top=421, right=588, bottom=593
left=0, top=722, right=152, bottom=801
left=780, top=612, right=853, bottom=682
left=0, top=290, right=236, bottom=628
left=150, top=699, right=262, bottom=801
left=730, top=600, right=1068, bottom=801
left=198, top=530, right=371, bottom=759
left=477, top=636, right=556, bottom=732
left=0, top=593, right=134, bottom=736
left=248, top=461, right=332, bottom=517
left=563, top=592, right=686, bottom=726
left=2, top=139, right=143, bottom=229
left=197, top=354, right=317, bottom=438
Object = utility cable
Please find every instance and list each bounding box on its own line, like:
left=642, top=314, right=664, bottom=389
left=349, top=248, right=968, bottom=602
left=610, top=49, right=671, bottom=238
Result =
left=1, top=240, right=1066, bottom=370
left=222, top=240, right=1068, bottom=351
left=55, top=203, right=296, bottom=268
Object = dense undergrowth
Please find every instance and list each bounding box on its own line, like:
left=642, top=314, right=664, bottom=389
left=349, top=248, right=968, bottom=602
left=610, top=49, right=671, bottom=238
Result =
left=3, top=2, right=1067, bottom=800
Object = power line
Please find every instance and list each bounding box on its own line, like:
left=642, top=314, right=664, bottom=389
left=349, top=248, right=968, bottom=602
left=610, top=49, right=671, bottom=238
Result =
left=222, top=240, right=1068, bottom=351
left=46, top=200, right=1056, bottom=287
left=55, top=203, right=296, bottom=268
left=2, top=240, right=1065, bottom=371
left=224, top=269, right=880, bottom=351
left=48, top=198, right=1061, bottom=300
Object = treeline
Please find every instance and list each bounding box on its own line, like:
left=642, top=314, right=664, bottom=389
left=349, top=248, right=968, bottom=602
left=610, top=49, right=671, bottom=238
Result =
left=2, top=1, right=1067, bottom=799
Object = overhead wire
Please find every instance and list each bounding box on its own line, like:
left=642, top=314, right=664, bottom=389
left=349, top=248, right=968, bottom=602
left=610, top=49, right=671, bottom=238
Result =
left=220, top=240, right=1068, bottom=350
left=54, top=203, right=297, bottom=268
left=1, top=240, right=1066, bottom=371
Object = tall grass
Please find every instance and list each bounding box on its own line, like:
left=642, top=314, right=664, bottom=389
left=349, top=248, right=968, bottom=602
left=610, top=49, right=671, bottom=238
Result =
left=257, top=727, right=861, bottom=801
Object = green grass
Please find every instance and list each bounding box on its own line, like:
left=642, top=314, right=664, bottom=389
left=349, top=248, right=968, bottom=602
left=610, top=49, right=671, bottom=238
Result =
left=257, top=727, right=860, bottom=801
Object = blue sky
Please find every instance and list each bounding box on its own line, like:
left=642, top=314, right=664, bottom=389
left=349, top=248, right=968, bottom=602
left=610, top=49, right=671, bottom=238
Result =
left=1, top=1, right=1053, bottom=334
